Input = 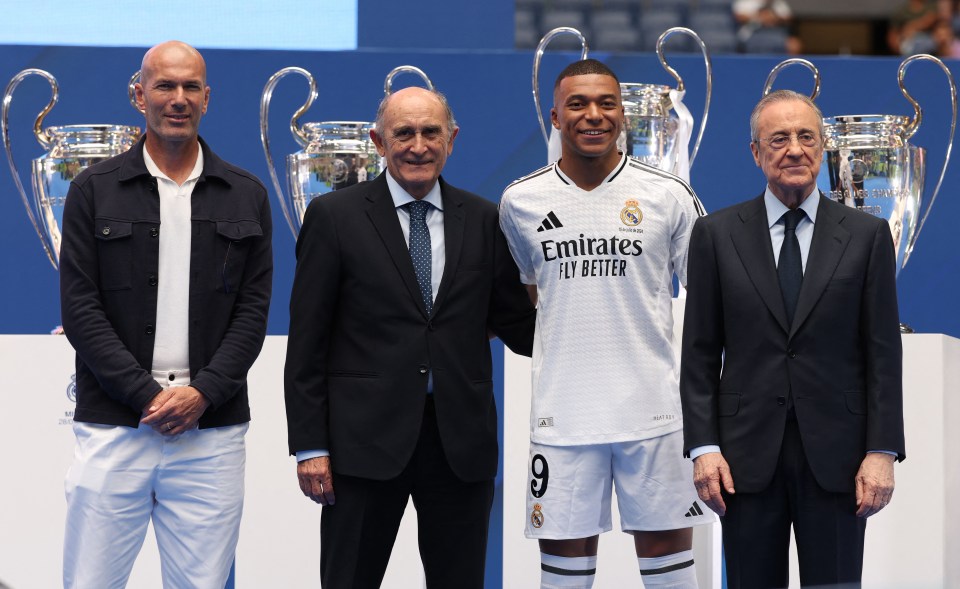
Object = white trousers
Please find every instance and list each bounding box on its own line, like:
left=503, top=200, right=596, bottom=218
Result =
left=63, top=375, right=247, bottom=589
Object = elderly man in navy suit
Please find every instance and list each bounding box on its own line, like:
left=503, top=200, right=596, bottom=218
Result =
left=680, top=89, right=905, bottom=588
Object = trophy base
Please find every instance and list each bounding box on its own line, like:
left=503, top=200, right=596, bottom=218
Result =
left=899, top=323, right=915, bottom=334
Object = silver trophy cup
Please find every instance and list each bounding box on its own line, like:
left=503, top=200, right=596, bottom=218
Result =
left=2, top=69, right=141, bottom=270
left=260, top=65, right=434, bottom=237
left=818, top=55, right=956, bottom=278
left=621, top=27, right=712, bottom=180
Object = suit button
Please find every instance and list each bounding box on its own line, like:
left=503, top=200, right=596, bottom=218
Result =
left=418, top=366, right=428, bottom=375
left=788, top=350, right=797, bottom=359
left=145, top=324, right=155, bottom=335
left=777, top=396, right=787, bottom=406
left=101, top=226, right=111, bottom=236
left=150, top=227, right=159, bottom=238
left=148, top=274, right=158, bottom=286
left=427, top=321, right=434, bottom=331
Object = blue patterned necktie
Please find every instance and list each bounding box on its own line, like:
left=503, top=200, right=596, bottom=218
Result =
left=406, top=200, right=433, bottom=315
left=778, top=208, right=805, bottom=325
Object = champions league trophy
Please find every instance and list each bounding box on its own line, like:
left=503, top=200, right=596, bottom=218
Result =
left=765, top=55, right=957, bottom=332
left=2, top=69, right=141, bottom=270
left=620, top=27, right=712, bottom=182
left=260, top=65, right=434, bottom=237
left=823, top=55, right=956, bottom=279
left=531, top=27, right=712, bottom=183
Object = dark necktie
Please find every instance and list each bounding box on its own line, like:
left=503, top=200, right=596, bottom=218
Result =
left=778, top=208, right=805, bottom=325
left=406, top=200, right=433, bottom=315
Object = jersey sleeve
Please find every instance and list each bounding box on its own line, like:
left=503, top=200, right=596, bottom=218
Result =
left=498, top=192, right=537, bottom=285
left=670, top=181, right=705, bottom=289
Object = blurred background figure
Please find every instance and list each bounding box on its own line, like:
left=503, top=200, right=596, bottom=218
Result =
left=949, top=0, right=960, bottom=40
left=934, top=18, right=960, bottom=56
left=888, top=0, right=940, bottom=55
left=733, top=0, right=802, bottom=54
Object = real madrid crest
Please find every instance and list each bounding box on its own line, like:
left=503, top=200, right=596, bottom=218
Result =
left=620, top=199, right=642, bottom=226
left=66, top=373, right=77, bottom=403
left=531, top=503, right=544, bottom=528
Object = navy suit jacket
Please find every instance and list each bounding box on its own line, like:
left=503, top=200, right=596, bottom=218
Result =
left=284, top=173, right=536, bottom=482
left=680, top=193, right=905, bottom=494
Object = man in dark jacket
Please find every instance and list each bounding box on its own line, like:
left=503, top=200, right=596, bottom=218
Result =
left=59, top=40, right=272, bottom=588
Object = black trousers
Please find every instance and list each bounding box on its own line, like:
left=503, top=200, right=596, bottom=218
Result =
left=722, top=417, right=867, bottom=589
left=319, top=396, right=495, bottom=589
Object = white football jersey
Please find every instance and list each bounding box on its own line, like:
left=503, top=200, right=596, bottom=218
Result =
left=500, top=154, right=705, bottom=445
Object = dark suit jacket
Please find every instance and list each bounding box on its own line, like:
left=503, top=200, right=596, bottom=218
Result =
left=284, top=173, right=536, bottom=483
left=680, top=193, right=905, bottom=494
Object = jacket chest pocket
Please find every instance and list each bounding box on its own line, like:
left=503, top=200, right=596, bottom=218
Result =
left=95, top=219, right=133, bottom=291
left=216, top=220, right=262, bottom=293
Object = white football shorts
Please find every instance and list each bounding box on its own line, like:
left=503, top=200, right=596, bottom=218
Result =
left=524, top=430, right=716, bottom=539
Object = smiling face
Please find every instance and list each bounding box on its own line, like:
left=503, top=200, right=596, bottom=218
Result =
left=135, top=41, right=210, bottom=150
left=551, top=73, right=624, bottom=165
left=750, top=98, right=824, bottom=206
left=370, top=87, right=458, bottom=199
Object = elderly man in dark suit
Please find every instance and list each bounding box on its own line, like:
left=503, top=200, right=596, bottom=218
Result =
left=680, top=89, right=905, bottom=588
left=284, top=86, right=536, bottom=588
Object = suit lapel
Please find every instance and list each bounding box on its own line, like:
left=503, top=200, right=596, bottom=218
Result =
left=364, top=174, right=431, bottom=318
left=730, top=194, right=791, bottom=334
left=433, top=177, right=463, bottom=314
left=790, top=194, right=850, bottom=338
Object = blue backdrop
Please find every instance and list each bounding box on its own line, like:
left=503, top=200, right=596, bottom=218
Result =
left=3, top=48, right=957, bottom=338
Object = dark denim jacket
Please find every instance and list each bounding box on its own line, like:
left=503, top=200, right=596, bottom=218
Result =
left=59, top=136, right=273, bottom=428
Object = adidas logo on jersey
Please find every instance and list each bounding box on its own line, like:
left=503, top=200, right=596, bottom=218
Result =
left=536, top=211, right=564, bottom=232
left=684, top=501, right=704, bottom=517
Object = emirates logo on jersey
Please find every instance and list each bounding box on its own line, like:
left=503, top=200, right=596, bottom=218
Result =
left=620, top=199, right=642, bottom=226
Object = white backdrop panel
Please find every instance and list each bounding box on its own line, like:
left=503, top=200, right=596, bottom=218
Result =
left=1, top=331, right=955, bottom=588
left=0, top=335, right=424, bottom=589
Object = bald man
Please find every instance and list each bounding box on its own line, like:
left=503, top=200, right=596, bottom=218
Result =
left=59, top=41, right=272, bottom=588
left=285, top=87, right=536, bottom=588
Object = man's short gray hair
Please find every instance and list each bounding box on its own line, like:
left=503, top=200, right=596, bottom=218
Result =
left=750, top=89, right=825, bottom=143
left=373, top=88, right=458, bottom=140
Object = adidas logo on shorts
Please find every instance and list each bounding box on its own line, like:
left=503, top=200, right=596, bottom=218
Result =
left=684, top=501, right=704, bottom=517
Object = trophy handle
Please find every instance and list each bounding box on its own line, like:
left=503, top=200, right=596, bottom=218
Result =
left=128, top=70, right=146, bottom=113
left=532, top=27, right=589, bottom=149
left=899, top=53, right=957, bottom=266
left=657, top=27, right=712, bottom=167
left=260, top=67, right=318, bottom=237
left=383, top=65, right=435, bottom=95
left=761, top=58, right=821, bottom=100
left=2, top=68, right=59, bottom=268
